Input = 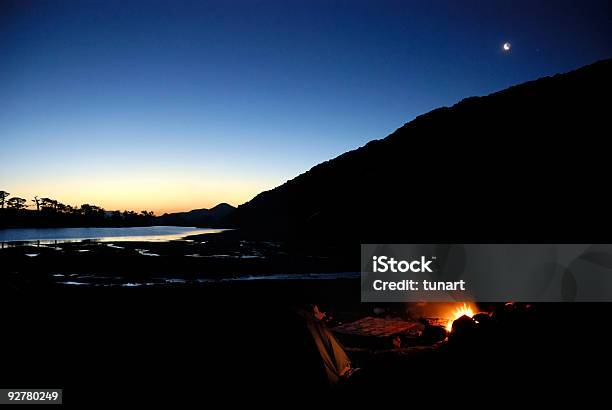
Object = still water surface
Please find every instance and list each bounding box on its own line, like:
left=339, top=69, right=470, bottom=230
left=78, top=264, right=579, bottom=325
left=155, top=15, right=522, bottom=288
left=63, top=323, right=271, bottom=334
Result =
left=0, top=226, right=224, bottom=243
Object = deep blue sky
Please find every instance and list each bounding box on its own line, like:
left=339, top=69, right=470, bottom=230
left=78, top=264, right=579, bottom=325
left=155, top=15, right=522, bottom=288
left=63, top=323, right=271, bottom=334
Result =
left=1, top=0, right=610, bottom=212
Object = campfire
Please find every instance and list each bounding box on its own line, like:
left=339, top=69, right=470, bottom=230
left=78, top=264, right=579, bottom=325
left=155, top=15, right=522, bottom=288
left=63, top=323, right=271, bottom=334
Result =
left=445, top=303, right=475, bottom=332
left=330, top=302, right=530, bottom=354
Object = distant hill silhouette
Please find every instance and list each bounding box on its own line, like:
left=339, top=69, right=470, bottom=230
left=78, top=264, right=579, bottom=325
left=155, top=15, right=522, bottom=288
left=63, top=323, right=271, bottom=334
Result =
left=157, top=203, right=235, bottom=227
left=228, top=59, right=612, bottom=243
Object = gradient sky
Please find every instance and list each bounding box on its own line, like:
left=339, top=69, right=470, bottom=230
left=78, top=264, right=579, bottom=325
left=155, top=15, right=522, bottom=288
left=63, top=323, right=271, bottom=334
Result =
left=1, top=1, right=610, bottom=213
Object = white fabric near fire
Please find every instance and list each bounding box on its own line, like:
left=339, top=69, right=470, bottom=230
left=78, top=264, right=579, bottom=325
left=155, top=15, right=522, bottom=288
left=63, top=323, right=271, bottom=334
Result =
left=299, top=309, right=352, bottom=385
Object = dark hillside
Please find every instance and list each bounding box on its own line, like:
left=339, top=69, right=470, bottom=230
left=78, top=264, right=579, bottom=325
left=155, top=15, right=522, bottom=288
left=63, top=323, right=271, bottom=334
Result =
left=229, top=59, right=612, bottom=243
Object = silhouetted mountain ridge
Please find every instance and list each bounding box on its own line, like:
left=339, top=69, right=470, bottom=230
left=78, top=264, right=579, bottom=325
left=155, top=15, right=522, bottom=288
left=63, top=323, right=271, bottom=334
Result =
left=229, top=59, right=612, bottom=243
left=157, top=203, right=235, bottom=227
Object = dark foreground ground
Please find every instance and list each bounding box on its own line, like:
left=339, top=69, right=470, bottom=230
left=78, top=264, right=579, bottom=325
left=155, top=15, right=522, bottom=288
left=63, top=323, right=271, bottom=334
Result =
left=1, top=236, right=611, bottom=406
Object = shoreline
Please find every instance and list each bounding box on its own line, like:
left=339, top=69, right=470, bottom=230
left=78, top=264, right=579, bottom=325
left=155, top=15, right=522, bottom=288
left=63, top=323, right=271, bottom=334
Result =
left=0, top=232, right=357, bottom=290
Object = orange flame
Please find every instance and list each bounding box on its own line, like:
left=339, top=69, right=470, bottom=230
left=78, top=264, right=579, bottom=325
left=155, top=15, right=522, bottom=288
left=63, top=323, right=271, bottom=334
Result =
left=445, top=303, right=475, bottom=332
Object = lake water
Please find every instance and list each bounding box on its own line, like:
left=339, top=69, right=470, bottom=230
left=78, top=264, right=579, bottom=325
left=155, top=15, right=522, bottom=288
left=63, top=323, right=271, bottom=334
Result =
left=0, top=226, right=225, bottom=243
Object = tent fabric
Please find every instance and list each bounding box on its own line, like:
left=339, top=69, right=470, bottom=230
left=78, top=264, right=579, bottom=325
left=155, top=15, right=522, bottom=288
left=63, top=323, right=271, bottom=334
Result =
left=298, top=308, right=352, bottom=385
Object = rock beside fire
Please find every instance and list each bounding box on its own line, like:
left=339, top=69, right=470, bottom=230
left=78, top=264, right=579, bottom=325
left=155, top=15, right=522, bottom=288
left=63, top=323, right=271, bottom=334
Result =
left=450, top=314, right=478, bottom=340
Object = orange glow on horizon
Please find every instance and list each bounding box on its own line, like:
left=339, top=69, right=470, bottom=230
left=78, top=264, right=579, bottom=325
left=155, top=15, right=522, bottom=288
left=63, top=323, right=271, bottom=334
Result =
left=4, top=175, right=276, bottom=215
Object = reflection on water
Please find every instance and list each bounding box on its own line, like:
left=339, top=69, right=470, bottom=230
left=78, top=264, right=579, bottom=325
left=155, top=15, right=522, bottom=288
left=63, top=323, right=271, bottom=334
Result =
left=136, top=249, right=160, bottom=257
left=55, top=272, right=360, bottom=287
left=222, top=272, right=360, bottom=281
left=0, top=226, right=226, bottom=244
left=106, top=244, right=125, bottom=249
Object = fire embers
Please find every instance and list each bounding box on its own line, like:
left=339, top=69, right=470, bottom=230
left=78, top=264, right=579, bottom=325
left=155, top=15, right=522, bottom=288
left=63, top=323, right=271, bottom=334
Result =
left=447, top=302, right=534, bottom=347
left=419, top=320, right=448, bottom=344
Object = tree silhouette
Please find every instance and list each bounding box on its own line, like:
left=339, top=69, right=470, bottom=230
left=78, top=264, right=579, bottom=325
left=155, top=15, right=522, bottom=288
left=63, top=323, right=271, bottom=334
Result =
left=0, top=191, right=9, bottom=208
left=1, top=192, right=158, bottom=228
left=7, top=197, right=27, bottom=210
left=39, top=198, right=57, bottom=211
left=80, top=204, right=104, bottom=217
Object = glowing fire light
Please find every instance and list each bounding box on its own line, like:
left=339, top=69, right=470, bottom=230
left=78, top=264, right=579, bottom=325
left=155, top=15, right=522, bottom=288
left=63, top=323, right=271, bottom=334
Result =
left=445, top=303, right=475, bottom=332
